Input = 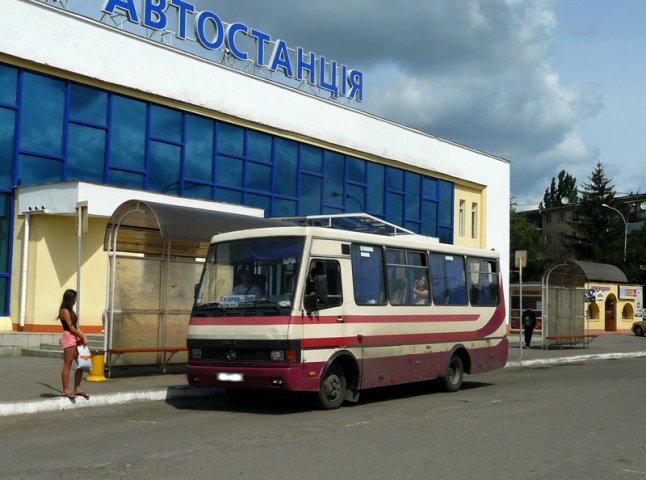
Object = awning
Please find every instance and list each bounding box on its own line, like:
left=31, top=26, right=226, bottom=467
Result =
left=103, top=200, right=290, bottom=257
left=546, top=260, right=627, bottom=288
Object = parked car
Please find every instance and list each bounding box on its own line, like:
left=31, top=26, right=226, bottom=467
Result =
left=632, top=320, right=646, bottom=336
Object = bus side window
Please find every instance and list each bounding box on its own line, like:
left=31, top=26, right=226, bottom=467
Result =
left=467, top=257, right=499, bottom=306
left=429, top=254, right=467, bottom=305
left=305, top=260, right=343, bottom=310
left=351, top=244, right=386, bottom=305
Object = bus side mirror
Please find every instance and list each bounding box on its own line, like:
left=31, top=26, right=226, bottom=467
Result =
left=304, top=274, right=328, bottom=313
left=194, top=283, right=199, bottom=300
left=304, top=293, right=318, bottom=313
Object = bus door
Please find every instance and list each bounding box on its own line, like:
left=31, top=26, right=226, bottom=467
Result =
left=302, top=258, right=352, bottom=367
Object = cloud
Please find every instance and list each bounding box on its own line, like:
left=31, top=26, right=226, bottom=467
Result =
left=198, top=0, right=605, bottom=206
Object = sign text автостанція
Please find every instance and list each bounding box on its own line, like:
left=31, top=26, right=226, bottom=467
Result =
left=102, top=0, right=364, bottom=102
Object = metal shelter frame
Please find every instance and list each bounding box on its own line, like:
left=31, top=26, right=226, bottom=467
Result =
left=541, top=260, right=627, bottom=348
left=103, top=200, right=288, bottom=369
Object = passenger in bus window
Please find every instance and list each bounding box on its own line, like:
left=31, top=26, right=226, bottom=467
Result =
left=233, top=264, right=263, bottom=297
left=413, top=274, right=429, bottom=304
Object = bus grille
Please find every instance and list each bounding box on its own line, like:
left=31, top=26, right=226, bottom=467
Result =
left=200, top=348, right=268, bottom=362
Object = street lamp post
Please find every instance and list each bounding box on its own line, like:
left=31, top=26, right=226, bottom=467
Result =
left=601, top=203, right=627, bottom=263
left=331, top=191, right=363, bottom=212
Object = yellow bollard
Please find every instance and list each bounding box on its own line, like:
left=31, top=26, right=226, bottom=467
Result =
left=86, top=350, right=107, bottom=382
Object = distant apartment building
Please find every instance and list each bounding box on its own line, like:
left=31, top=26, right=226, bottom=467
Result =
left=521, top=193, right=646, bottom=254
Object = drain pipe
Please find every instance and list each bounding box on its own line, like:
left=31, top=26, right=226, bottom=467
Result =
left=19, top=212, right=30, bottom=329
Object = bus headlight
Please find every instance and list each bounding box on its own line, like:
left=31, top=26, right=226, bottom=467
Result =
left=269, top=350, right=284, bottom=361
left=270, top=349, right=296, bottom=361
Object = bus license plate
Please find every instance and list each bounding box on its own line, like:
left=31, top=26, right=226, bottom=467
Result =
left=217, top=372, right=243, bottom=382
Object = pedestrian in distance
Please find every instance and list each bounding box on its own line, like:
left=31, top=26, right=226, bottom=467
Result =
left=58, top=289, right=89, bottom=400
left=522, top=304, right=537, bottom=349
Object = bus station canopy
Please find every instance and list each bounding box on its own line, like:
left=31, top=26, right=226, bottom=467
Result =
left=103, top=199, right=289, bottom=258
left=546, top=260, right=627, bottom=288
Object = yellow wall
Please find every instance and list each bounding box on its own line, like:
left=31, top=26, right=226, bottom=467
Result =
left=454, top=184, right=484, bottom=248
left=9, top=214, right=108, bottom=332
left=584, top=282, right=639, bottom=333
left=510, top=282, right=640, bottom=334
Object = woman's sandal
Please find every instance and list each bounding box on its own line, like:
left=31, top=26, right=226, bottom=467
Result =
left=75, top=392, right=90, bottom=400
left=63, top=393, right=76, bottom=402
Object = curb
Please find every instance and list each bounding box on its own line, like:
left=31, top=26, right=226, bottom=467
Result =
left=0, top=386, right=222, bottom=418
left=4, top=352, right=646, bottom=417
left=505, top=351, right=646, bottom=368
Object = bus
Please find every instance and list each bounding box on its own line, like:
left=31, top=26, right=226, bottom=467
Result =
left=186, top=214, right=507, bottom=409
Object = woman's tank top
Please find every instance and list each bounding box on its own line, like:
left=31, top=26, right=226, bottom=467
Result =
left=59, top=309, right=77, bottom=331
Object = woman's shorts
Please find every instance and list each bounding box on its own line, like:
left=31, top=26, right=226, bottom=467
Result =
left=60, top=331, right=78, bottom=349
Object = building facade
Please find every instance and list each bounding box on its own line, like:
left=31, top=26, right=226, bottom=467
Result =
left=523, top=193, right=646, bottom=254
left=0, top=0, right=510, bottom=334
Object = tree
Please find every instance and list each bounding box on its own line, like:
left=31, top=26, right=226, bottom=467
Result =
left=510, top=202, right=555, bottom=282
left=625, top=226, right=646, bottom=284
left=542, top=170, right=578, bottom=208
left=568, top=162, right=621, bottom=264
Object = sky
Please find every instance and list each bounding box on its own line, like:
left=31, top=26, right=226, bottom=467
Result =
left=187, top=0, right=645, bottom=211
left=80, top=0, right=646, bottom=210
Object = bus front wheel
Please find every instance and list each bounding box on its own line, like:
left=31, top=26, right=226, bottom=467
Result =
left=442, top=355, right=464, bottom=393
left=315, top=365, right=347, bottom=410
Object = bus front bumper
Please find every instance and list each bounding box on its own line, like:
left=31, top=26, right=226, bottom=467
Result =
left=186, top=363, right=321, bottom=391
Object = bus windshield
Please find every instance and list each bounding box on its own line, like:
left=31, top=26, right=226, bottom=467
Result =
left=194, top=236, right=305, bottom=314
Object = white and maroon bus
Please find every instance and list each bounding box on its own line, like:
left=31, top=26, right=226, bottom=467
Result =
left=186, top=214, right=507, bottom=409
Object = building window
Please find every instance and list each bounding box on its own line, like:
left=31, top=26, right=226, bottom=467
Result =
left=622, top=304, right=634, bottom=320
left=458, top=200, right=465, bottom=237
left=6, top=63, right=455, bottom=240
left=471, top=202, right=478, bottom=239
left=557, top=212, right=566, bottom=223
left=545, top=214, right=552, bottom=224
left=0, top=61, right=460, bottom=315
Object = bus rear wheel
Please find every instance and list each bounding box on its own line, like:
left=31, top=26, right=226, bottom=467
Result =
left=315, top=365, right=346, bottom=410
left=442, top=355, right=464, bottom=393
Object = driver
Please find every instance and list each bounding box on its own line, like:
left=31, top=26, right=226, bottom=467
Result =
left=233, top=264, right=263, bottom=297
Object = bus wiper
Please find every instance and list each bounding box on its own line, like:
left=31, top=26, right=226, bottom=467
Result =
left=252, top=298, right=276, bottom=305
left=194, top=302, right=223, bottom=310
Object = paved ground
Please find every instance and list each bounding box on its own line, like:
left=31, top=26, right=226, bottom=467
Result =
left=1, top=332, right=645, bottom=417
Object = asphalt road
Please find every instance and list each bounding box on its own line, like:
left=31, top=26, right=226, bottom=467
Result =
left=2, top=358, right=645, bottom=480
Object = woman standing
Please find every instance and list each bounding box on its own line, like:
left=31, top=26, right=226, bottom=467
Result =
left=59, top=289, right=89, bottom=400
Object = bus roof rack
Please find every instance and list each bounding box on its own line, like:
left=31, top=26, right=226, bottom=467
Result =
left=274, top=213, right=416, bottom=236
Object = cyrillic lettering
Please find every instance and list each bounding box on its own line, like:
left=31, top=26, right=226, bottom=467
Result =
left=318, top=56, right=339, bottom=97
left=269, top=40, right=293, bottom=77
left=195, top=11, right=224, bottom=50
left=143, top=0, right=168, bottom=31
left=347, top=70, right=363, bottom=102
left=170, top=0, right=195, bottom=39
left=101, top=0, right=139, bottom=23
left=249, top=29, right=271, bottom=66
left=340, top=64, right=348, bottom=97
left=296, top=48, right=316, bottom=85
left=226, top=23, right=249, bottom=61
